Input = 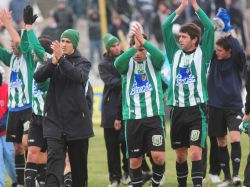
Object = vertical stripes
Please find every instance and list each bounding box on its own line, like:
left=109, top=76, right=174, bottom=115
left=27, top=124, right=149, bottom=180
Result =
left=198, top=105, right=207, bottom=148
left=147, top=58, right=161, bottom=114
left=167, top=46, right=208, bottom=107
left=122, top=57, right=164, bottom=120
left=160, top=115, right=166, bottom=139
left=124, top=120, right=129, bottom=159
left=125, top=59, right=134, bottom=119
left=8, top=55, right=34, bottom=109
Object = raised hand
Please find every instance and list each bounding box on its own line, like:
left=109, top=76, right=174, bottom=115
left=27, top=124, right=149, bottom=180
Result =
left=181, top=0, right=189, bottom=7
left=0, top=9, right=12, bottom=25
left=190, top=0, right=199, bottom=11
left=51, top=41, right=63, bottom=61
left=176, top=0, right=189, bottom=15
left=131, top=23, right=145, bottom=48
left=23, top=5, right=38, bottom=25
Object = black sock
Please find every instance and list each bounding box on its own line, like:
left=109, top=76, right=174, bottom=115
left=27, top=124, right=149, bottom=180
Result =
left=218, top=146, right=231, bottom=180
left=15, top=154, right=25, bottom=185
left=64, top=172, right=72, bottom=187
left=37, top=164, right=46, bottom=186
left=141, top=159, right=151, bottom=172
left=191, top=160, right=203, bottom=187
left=129, top=167, right=143, bottom=187
left=25, top=162, right=37, bottom=187
left=176, top=161, right=188, bottom=187
left=151, top=163, right=165, bottom=187
left=231, top=142, right=241, bottom=176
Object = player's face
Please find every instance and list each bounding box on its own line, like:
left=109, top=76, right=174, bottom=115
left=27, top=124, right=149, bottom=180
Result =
left=179, top=32, right=196, bottom=52
left=109, top=43, right=121, bottom=57
left=134, top=47, right=147, bottom=62
left=11, top=40, right=21, bottom=56
left=60, top=38, right=74, bottom=55
left=215, top=45, right=231, bottom=60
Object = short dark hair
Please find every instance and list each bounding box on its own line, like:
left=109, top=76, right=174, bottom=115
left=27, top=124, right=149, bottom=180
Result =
left=216, top=37, right=232, bottom=51
left=129, top=34, right=148, bottom=47
left=39, top=38, right=53, bottom=54
left=179, top=23, right=201, bottom=46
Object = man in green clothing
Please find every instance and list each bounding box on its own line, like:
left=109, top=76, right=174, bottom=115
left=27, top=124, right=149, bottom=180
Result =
left=162, top=0, right=214, bottom=186
left=17, top=5, right=52, bottom=187
left=114, top=24, right=165, bottom=187
left=0, top=9, right=38, bottom=186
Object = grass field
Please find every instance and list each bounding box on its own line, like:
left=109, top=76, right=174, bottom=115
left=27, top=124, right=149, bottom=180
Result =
left=5, top=124, right=250, bottom=187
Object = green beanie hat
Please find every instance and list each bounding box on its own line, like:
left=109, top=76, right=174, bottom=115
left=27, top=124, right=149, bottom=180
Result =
left=102, top=33, right=119, bottom=51
left=61, top=29, right=80, bottom=48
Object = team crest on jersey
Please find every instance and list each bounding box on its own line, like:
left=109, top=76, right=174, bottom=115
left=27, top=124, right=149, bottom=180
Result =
left=152, top=135, right=163, bottom=146
left=190, top=130, right=200, bottom=141
left=176, top=66, right=196, bottom=86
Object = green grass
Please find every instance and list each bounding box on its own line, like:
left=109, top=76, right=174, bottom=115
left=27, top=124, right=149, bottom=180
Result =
left=5, top=125, right=250, bottom=186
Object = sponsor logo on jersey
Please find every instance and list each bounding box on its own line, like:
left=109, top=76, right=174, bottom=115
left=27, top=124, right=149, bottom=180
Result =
left=130, top=73, right=153, bottom=95
left=176, top=67, right=196, bottom=86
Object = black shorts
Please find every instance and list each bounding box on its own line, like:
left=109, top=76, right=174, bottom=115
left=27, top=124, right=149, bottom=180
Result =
left=124, top=116, right=165, bottom=158
left=28, top=113, right=47, bottom=152
left=208, top=106, right=243, bottom=137
left=170, top=104, right=207, bottom=149
left=6, top=108, right=32, bottom=142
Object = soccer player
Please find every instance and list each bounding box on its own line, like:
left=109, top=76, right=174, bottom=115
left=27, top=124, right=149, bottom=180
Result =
left=162, top=0, right=214, bottom=186
left=115, top=23, right=165, bottom=187
left=0, top=9, right=37, bottom=186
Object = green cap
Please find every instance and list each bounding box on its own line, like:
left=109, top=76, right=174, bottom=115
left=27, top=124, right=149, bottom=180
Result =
left=61, top=29, right=80, bottom=48
left=102, top=33, right=119, bottom=51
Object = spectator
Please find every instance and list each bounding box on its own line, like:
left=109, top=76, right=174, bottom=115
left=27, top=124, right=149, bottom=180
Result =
left=8, top=0, right=28, bottom=26
left=53, top=0, right=75, bottom=37
left=151, top=1, right=170, bottom=50
left=88, top=8, right=102, bottom=64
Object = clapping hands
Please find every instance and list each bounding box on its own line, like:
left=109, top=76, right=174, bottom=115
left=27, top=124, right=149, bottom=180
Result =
left=131, top=23, right=145, bottom=49
left=51, top=41, right=63, bottom=64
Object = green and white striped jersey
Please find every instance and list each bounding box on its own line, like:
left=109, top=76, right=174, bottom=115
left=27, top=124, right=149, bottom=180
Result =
left=162, top=8, right=215, bottom=107
left=115, top=41, right=165, bottom=120
left=6, top=54, right=35, bottom=110
left=32, top=56, right=51, bottom=116
left=0, top=30, right=38, bottom=110
left=25, top=28, right=51, bottom=116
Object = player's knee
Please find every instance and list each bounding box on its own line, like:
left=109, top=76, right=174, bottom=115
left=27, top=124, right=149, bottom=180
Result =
left=14, top=143, right=25, bottom=154
left=130, top=157, right=142, bottom=169
left=176, top=151, right=187, bottom=163
left=22, top=135, right=28, bottom=149
left=190, top=151, right=201, bottom=161
left=190, top=146, right=202, bottom=161
left=230, top=131, right=240, bottom=142
left=151, top=152, right=165, bottom=165
left=27, top=147, right=40, bottom=162
left=217, top=137, right=227, bottom=147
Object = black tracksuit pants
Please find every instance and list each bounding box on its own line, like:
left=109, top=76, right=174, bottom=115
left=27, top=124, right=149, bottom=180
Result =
left=104, top=128, right=127, bottom=182
left=45, top=137, right=89, bottom=187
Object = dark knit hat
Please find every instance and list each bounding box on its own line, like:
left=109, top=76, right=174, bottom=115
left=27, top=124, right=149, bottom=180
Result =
left=102, top=33, right=119, bottom=51
left=61, top=29, right=80, bottom=48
